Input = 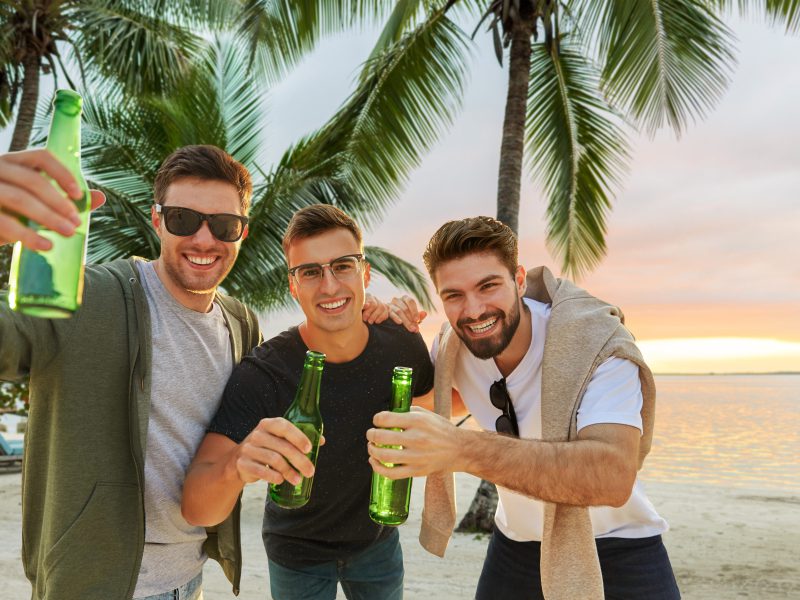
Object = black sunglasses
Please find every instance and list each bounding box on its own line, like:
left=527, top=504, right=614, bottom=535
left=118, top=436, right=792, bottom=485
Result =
left=490, top=378, right=519, bottom=437
left=155, top=205, right=248, bottom=242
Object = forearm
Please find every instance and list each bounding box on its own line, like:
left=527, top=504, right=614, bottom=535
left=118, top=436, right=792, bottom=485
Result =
left=182, top=452, right=244, bottom=527
left=458, top=428, right=638, bottom=507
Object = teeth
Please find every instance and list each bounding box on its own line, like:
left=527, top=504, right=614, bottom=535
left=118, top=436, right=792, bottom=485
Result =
left=320, top=299, right=346, bottom=310
left=187, top=255, right=215, bottom=265
left=469, top=318, right=497, bottom=333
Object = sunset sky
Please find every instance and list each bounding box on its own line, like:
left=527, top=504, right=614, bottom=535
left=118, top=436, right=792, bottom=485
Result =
left=260, top=15, right=800, bottom=374
left=3, top=14, right=797, bottom=374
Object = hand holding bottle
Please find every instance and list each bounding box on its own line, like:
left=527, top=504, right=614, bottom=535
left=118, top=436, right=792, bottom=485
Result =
left=233, top=417, right=325, bottom=486
left=0, top=149, right=105, bottom=250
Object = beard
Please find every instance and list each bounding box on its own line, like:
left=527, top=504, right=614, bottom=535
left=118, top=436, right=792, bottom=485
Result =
left=162, top=250, right=236, bottom=295
left=454, top=298, right=523, bottom=360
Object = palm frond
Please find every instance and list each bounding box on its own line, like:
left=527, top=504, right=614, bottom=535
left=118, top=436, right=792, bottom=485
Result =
left=526, top=40, right=631, bottom=279
left=365, top=0, right=426, bottom=63
left=71, top=0, right=206, bottom=96
left=710, top=0, right=800, bottom=31
left=293, top=9, right=471, bottom=229
left=363, top=245, right=433, bottom=310
left=574, top=0, right=736, bottom=136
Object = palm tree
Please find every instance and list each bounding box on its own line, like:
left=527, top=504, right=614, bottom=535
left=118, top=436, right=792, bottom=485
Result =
left=326, top=0, right=798, bottom=532
left=59, top=37, right=447, bottom=310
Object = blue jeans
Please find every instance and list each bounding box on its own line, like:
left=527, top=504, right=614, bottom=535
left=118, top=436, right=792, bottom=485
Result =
left=475, top=529, right=680, bottom=600
left=268, top=529, right=404, bottom=600
left=135, top=572, right=202, bottom=600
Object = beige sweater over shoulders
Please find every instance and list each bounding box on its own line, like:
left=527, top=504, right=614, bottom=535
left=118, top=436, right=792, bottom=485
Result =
left=419, top=266, right=656, bottom=600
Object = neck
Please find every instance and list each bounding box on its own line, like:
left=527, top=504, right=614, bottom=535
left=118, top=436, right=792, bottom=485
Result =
left=493, top=303, right=532, bottom=378
left=299, top=321, right=370, bottom=363
left=152, top=259, right=215, bottom=313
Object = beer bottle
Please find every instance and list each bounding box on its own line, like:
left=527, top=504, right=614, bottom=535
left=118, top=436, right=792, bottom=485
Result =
left=8, top=89, right=91, bottom=318
left=270, top=350, right=325, bottom=509
left=369, top=366, right=414, bottom=526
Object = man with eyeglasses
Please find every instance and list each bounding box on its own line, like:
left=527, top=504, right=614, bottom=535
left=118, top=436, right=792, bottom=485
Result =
left=182, top=204, right=435, bottom=600
left=0, top=146, right=389, bottom=600
left=367, top=217, right=680, bottom=599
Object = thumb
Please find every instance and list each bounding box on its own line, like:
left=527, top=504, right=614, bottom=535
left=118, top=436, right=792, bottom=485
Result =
left=89, top=190, right=106, bottom=211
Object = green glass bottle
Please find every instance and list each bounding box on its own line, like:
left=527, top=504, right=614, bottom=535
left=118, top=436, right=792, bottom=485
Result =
left=269, top=350, right=326, bottom=509
left=8, top=89, right=91, bottom=318
left=369, top=366, right=414, bottom=526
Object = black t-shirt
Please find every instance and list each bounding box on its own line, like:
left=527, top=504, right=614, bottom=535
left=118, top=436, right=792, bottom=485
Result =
left=208, top=321, right=434, bottom=567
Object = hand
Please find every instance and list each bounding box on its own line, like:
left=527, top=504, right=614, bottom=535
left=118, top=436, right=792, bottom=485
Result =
left=388, top=295, right=427, bottom=333
left=366, top=407, right=463, bottom=479
left=362, top=293, right=390, bottom=324
left=233, top=417, right=324, bottom=486
left=0, top=149, right=106, bottom=250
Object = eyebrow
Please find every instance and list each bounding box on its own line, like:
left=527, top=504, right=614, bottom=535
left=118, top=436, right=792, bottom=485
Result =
left=439, top=273, right=505, bottom=296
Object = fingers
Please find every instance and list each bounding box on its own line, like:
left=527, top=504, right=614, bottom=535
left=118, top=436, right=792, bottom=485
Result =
left=0, top=211, right=52, bottom=250
left=236, top=418, right=318, bottom=485
left=0, top=149, right=85, bottom=248
left=362, top=293, right=391, bottom=324
left=388, top=295, right=424, bottom=333
left=368, top=456, right=414, bottom=480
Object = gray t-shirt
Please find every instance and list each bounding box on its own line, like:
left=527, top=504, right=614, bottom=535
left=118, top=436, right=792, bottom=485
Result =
left=133, top=261, right=233, bottom=598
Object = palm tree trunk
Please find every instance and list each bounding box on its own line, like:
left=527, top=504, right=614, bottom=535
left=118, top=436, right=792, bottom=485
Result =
left=456, top=16, right=536, bottom=536
left=9, top=51, right=41, bottom=152
left=495, top=19, right=534, bottom=235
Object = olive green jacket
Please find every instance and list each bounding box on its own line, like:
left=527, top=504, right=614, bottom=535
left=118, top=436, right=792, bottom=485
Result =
left=0, top=258, right=261, bottom=600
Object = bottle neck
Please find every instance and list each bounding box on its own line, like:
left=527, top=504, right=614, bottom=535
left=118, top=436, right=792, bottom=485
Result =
left=46, top=105, right=82, bottom=174
left=390, top=377, right=413, bottom=412
left=296, top=362, right=323, bottom=414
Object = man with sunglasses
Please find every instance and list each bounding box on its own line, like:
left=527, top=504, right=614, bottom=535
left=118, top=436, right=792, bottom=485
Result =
left=368, top=217, right=679, bottom=599
left=182, top=204, right=434, bottom=600
left=0, top=144, right=265, bottom=599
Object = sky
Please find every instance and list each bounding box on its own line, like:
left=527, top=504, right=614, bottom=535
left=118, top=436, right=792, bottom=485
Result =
left=256, top=15, right=800, bottom=374
left=3, top=13, right=798, bottom=374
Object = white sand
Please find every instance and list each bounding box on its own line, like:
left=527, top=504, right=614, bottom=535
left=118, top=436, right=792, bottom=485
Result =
left=0, top=470, right=798, bottom=599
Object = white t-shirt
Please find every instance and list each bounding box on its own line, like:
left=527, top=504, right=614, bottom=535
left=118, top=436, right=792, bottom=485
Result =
left=431, top=297, right=668, bottom=541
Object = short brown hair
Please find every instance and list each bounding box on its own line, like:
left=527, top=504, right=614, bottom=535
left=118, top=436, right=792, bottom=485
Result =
left=153, top=145, right=252, bottom=213
left=423, top=216, right=518, bottom=280
left=282, top=204, right=363, bottom=256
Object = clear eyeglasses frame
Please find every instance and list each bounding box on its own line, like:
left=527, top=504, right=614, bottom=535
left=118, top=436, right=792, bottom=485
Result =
left=288, top=253, right=365, bottom=288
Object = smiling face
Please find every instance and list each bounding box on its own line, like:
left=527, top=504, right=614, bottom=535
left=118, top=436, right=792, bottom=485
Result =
left=435, top=251, right=527, bottom=360
left=151, top=177, right=246, bottom=311
left=286, top=227, right=370, bottom=335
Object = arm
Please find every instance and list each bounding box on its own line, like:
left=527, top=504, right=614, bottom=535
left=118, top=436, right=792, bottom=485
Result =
left=367, top=409, right=639, bottom=507
left=182, top=418, right=318, bottom=527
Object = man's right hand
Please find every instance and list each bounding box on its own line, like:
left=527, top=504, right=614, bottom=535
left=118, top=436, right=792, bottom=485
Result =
left=234, top=417, right=321, bottom=486
left=0, top=149, right=105, bottom=250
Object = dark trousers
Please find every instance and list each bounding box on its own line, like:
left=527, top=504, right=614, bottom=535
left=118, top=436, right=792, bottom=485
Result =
left=475, top=528, right=680, bottom=600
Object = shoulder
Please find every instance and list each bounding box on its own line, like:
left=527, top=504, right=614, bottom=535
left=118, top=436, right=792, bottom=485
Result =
left=245, top=327, right=304, bottom=374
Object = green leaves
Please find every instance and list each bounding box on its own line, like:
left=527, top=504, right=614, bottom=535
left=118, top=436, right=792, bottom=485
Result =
left=574, top=0, right=736, bottom=135
left=526, top=40, right=630, bottom=278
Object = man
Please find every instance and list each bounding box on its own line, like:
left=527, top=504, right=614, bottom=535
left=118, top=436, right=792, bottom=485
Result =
left=0, top=144, right=261, bottom=599
left=182, top=204, right=435, bottom=600
left=368, top=216, right=680, bottom=599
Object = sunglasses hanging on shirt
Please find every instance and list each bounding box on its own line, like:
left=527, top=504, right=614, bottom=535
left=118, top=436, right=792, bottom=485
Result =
left=490, top=378, right=519, bottom=437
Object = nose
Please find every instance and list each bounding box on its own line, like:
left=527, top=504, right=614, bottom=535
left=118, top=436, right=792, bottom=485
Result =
left=463, top=293, right=487, bottom=321
left=318, top=266, right=340, bottom=294
left=191, top=221, right=216, bottom=246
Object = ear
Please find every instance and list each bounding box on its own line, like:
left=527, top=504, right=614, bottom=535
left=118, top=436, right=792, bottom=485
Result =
left=151, top=204, right=162, bottom=239
left=363, top=261, right=371, bottom=289
left=515, top=265, right=527, bottom=297
left=241, top=224, right=249, bottom=241
left=288, top=274, right=298, bottom=300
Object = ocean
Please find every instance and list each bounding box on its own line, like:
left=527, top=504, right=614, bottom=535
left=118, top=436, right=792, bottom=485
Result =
left=641, top=374, right=800, bottom=494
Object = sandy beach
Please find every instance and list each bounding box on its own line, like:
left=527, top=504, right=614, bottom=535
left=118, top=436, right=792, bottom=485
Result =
left=1, top=468, right=797, bottom=599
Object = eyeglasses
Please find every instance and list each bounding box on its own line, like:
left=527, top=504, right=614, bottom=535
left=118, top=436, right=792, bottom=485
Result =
left=155, top=205, right=248, bottom=242
left=490, top=378, right=519, bottom=437
left=288, top=253, right=365, bottom=287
